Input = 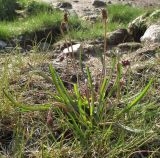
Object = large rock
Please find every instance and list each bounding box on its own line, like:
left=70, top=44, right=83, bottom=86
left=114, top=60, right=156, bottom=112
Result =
left=128, top=14, right=148, bottom=42
left=107, top=29, right=132, bottom=45
left=128, top=9, right=160, bottom=42
left=92, top=0, right=106, bottom=8
left=0, top=40, right=7, bottom=49
left=141, top=25, right=160, bottom=43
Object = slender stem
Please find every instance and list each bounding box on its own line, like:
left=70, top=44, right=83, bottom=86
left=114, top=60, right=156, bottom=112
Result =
left=60, top=28, right=70, bottom=67
left=66, top=23, right=76, bottom=66
left=103, top=19, right=107, bottom=76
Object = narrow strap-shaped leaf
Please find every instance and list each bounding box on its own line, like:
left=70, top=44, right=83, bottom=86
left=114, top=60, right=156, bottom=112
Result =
left=3, top=89, right=51, bottom=111
left=97, top=77, right=108, bottom=112
left=4, top=89, right=72, bottom=112
left=67, top=113, right=85, bottom=140
left=56, top=71, right=75, bottom=105
left=74, top=84, right=87, bottom=122
left=49, top=65, right=70, bottom=106
left=117, top=79, right=153, bottom=117
left=118, top=123, right=153, bottom=134
left=86, top=67, right=94, bottom=117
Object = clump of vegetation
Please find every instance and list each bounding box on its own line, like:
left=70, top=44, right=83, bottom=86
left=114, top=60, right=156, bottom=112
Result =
left=0, top=0, right=19, bottom=21
left=108, top=4, right=146, bottom=24
left=2, top=8, right=160, bottom=157
left=25, top=0, right=54, bottom=15
left=0, top=1, right=160, bottom=157
left=0, top=0, right=82, bottom=42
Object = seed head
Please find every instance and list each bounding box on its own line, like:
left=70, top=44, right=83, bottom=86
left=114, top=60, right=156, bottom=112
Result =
left=64, top=12, right=68, bottom=23
left=102, top=9, right=108, bottom=20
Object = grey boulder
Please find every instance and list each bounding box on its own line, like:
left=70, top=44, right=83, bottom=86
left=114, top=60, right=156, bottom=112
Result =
left=141, top=24, right=160, bottom=43
left=107, top=29, right=133, bottom=45
left=0, top=40, right=7, bottom=49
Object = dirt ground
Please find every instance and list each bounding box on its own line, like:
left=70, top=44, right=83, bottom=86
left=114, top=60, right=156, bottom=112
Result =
left=43, top=0, right=160, bottom=16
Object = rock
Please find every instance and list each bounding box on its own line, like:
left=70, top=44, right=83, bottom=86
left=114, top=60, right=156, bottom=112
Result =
left=63, top=43, right=81, bottom=56
left=128, top=9, right=160, bottom=42
left=0, top=40, right=7, bottom=49
left=118, top=42, right=142, bottom=51
left=107, top=29, right=132, bottom=45
left=128, top=14, right=147, bottom=42
left=56, top=2, right=72, bottom=9
left=141, top=25, right=160, bottom=43
left=92, top=0, right=106, bottom=8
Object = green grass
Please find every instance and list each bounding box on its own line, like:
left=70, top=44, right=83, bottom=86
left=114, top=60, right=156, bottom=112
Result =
left=0, top=0, right=18, bottom=21
left=0, top=0, right=54, bottom=21
left=0, top=11, right=82, bottom=40
left=108, top=4, right=146, bottom=24
left=0, top=12, right=62, bottom=40
left=0, top=3, right=149, bottom=41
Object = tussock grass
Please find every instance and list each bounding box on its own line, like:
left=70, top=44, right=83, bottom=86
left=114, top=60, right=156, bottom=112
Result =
left=0, top=2, right=160, bottom=158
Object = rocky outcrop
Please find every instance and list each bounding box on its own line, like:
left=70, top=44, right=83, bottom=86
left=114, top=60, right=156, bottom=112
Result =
left=128, top=14, right=148, bottom=42
left=107, top=29, right=133, bottom=45
left=141, top=24, right=160, bottom=43
left=128, top=9, right=160, bottom=42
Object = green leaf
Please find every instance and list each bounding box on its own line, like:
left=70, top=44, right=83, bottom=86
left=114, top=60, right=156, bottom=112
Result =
left=117, top=79, right=153, bottom=117
left=49, top=65, right=71, bottom=106
left=3, top=89, right=51, bottom=111
left=118, top=123, right=153, bottom=134
left=74, top=84, right=87, bottom=122
left=86, top=67, right=94, bottom=117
